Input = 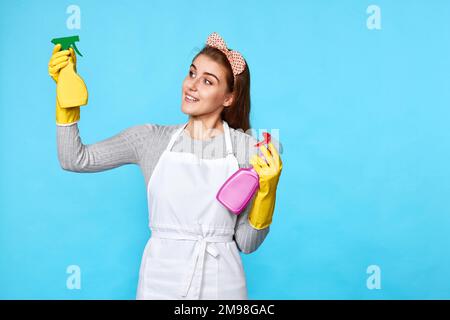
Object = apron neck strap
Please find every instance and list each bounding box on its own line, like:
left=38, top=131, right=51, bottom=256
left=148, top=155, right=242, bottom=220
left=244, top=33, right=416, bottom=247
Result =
left=223, top=121, right=233, bottom=155
left=166, top=120, right=233, bottom=155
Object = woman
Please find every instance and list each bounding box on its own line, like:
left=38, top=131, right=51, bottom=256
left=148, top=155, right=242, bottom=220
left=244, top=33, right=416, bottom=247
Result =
left=48, top=32, right=282, bottom=299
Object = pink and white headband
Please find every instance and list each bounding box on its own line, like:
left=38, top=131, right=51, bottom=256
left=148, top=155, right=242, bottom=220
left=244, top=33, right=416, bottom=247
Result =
left=206, top=32, right=246, bottom=77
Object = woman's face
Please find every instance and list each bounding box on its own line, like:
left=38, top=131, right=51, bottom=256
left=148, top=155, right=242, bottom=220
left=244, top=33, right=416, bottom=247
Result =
left=181, top=54, right=234, bottom=117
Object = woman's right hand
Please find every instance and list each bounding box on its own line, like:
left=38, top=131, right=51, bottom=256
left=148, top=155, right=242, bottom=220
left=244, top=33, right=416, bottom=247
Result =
left=49, top=44, right=81, bottom=126
left=48, top=44, right=72, bottom=83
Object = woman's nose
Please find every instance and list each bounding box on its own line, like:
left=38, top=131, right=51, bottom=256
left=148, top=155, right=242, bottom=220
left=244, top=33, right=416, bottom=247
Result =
left=188, top=77, right=201, bottom=90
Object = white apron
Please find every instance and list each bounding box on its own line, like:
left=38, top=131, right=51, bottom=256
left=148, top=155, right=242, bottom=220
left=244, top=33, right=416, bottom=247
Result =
left=136, top=120, right=248, bottom=300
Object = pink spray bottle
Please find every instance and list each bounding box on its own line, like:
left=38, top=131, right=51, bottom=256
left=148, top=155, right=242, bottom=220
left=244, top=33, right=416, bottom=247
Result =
left=216, top=132, right=271, bottom=215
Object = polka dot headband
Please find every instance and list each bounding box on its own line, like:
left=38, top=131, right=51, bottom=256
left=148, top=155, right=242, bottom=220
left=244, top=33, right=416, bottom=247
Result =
left=206, top=32, right=246, bottom=78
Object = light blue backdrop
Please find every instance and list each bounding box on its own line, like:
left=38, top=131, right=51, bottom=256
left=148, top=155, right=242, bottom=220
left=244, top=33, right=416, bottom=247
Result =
left=1, top=0, right=449, bottom=299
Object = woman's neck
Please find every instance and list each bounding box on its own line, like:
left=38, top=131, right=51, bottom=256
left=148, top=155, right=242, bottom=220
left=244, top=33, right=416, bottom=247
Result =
left=185, top=115, right=224, bottom=141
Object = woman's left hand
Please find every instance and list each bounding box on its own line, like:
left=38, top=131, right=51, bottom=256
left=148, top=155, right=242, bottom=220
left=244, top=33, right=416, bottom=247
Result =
left=248, top=142, right=283, bottom=230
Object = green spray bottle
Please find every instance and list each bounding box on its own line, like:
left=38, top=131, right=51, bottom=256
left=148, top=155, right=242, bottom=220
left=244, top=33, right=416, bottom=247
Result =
left=50, top=35, right=88, bottom=108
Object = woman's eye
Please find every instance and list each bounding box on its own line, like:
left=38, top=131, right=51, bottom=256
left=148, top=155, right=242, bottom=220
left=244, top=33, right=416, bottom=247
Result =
left=189, top=70, right=211, bottom=85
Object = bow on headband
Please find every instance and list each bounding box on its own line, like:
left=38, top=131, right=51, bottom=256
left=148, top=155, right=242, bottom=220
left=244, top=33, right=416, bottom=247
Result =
left=206, top=32, right=246, bottom=77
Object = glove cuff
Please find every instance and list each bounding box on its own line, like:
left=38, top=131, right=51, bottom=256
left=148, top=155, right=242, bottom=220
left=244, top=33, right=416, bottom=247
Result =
left=56, top=121, right=79, bottom=127
left=247, top=192, right=277, bottom=230
left=56, top=101, right=80, bottom=126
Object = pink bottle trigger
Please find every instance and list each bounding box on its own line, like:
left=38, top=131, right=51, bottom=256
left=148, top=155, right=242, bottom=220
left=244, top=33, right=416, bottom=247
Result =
left=254, top=132, right=271, bottom=148
left=254, top=132, right=272, bottom=163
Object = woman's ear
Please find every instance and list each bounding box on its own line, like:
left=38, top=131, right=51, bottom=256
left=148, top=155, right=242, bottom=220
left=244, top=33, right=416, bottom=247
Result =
left=223, top=92, right=234, bottom=107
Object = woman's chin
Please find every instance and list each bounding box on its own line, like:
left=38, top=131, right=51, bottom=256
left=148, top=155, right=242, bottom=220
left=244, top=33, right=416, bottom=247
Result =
left=181, top=104, right=190, bottom=115
left=181, top=102, right=199, bottom=115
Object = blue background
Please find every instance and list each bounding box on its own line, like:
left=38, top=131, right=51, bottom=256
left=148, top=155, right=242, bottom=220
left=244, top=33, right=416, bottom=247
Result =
left=1, top=0, right=449, bottom=299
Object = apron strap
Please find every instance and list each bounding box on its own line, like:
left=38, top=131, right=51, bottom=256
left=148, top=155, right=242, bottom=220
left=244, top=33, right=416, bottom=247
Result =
left=166, top=120, right=234, bottom=155
left=223, top=121, right=233, bottom=155
left=166, top=123, right=188, bottom=152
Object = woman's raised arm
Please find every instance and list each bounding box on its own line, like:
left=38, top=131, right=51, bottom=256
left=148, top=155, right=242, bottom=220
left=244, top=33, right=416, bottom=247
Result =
left=57, top=123, right=155, bottom=172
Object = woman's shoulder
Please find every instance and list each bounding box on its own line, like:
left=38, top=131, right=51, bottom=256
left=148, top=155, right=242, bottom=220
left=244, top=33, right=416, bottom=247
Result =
left=112, top=123, right=183, bottom=148
left=143, top=123, right=184, bottom=136
left=120, top=122, right=180, bottom=137
left=229, top=127, right=258, bottom=167
left=229, top=126, right=258, bottom=146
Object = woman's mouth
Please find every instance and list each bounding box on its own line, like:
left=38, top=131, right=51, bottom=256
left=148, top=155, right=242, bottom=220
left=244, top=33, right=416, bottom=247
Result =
left=185, top=93, right=199, bottom=103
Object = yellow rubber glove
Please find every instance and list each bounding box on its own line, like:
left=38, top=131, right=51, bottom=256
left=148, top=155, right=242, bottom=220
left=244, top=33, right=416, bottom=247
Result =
left=48, top=44, right=84, bottom=125
left=248, top=142, right=283, bottom=230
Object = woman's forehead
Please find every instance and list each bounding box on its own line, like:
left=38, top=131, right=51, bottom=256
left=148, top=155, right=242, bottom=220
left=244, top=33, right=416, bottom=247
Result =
left=192, top=55, right=227, bottom=78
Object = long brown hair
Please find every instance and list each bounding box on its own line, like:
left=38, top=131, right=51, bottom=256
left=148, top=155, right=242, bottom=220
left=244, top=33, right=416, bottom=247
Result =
left=192, top=45, right=251, bottom=132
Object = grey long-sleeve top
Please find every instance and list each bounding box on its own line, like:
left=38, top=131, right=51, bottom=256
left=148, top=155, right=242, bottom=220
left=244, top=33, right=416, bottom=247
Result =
left=56, top=122, right=270, bottom=254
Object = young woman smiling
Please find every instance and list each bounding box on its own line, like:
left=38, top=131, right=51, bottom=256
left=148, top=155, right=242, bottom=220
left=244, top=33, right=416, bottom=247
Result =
left=49, top=32, right=282, bottom=300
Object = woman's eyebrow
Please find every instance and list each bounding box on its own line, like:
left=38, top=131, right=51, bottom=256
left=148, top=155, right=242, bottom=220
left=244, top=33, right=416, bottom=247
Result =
left=190, top=64, right=220, bottom=83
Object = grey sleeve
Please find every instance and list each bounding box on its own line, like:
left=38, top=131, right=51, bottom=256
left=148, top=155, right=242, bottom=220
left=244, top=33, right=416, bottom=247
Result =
left=233, top=131, right=270, bottom=254
left=56, top=123, right=157, bottom=172
left=234, top=195, right=270, bottom=254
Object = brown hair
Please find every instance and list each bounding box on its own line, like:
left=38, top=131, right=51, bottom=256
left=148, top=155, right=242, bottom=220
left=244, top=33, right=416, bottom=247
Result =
left=192, top=46, right=251, bottom=132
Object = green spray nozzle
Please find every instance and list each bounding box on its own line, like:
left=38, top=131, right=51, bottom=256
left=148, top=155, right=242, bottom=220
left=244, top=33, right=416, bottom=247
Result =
left=51, top=35, right=83, bottom=57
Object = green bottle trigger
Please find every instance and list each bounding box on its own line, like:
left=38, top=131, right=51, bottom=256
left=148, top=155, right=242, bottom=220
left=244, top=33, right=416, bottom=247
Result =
left=51, top=35, right=83, bottom=57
